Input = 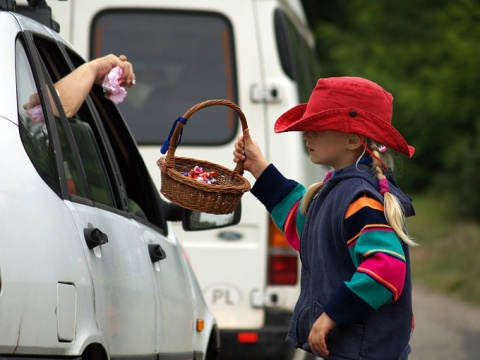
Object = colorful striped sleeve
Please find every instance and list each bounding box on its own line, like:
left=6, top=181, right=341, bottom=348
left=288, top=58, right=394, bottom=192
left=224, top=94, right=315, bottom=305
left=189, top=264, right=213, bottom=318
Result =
left=251, top=164, right=306, bottom=251
left=271, top=185, right=306, bottom=251
left=323, top=194, right=407, bottom=325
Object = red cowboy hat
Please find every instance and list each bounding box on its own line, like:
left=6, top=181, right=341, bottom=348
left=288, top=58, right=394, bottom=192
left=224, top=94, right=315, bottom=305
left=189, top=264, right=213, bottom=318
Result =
left=274, top=77, right=415, bottom=157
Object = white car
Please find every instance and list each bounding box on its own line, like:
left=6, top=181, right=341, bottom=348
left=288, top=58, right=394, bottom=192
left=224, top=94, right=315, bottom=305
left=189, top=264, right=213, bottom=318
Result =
left=0, top=2, right=234, bottom=359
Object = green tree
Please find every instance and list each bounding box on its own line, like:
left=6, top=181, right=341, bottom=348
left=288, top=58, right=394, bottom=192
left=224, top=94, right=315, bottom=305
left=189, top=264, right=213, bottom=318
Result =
left=303, top=0, right=480, bottom=217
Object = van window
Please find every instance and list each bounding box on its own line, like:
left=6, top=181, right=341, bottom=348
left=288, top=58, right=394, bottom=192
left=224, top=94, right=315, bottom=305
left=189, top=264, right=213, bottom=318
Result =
left=91, top=10, right=238, bottom=146
left=274, top=9, right=320, bottom=102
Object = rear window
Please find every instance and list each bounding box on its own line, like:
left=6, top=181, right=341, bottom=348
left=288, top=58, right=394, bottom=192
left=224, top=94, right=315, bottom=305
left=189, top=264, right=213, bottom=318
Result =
left=91, top=10, right=238, bottom=146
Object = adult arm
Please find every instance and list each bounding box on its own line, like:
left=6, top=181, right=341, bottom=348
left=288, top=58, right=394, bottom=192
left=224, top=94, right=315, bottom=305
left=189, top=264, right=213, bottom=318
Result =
left=24, top=54, right=135, bottom=118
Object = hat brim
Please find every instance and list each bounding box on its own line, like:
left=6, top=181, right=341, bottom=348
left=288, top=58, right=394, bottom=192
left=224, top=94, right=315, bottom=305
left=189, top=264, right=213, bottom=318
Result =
left=274, top=103, right=415, bottom=158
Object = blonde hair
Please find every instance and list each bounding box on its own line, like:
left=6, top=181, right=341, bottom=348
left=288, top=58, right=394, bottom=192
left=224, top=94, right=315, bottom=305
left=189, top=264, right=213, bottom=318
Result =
left=300, top=182, right=324, bottom=215
left=300, top=139, right=417, bottom=247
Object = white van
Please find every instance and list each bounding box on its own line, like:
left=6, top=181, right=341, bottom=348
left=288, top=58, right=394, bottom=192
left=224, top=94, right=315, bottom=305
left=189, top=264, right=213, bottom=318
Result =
left=49, top=1, right=323, bottom=359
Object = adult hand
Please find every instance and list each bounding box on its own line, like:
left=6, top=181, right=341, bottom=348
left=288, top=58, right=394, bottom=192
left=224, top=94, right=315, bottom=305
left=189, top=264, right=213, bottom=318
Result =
left=55, top=54, right=136, bottom=117
left=308, top=312, right=337, bottom=357
left=233, top=128, right=269, bottom=179
left=23, top=92, right=40, bottom=110
left=89, top=54, right=136, bottom=87
left=23, top=54, right=137, bottom=118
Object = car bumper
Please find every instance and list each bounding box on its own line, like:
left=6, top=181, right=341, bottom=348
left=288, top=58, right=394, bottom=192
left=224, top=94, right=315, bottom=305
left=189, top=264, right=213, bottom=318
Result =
left=219, top=309, right=295, bottom=360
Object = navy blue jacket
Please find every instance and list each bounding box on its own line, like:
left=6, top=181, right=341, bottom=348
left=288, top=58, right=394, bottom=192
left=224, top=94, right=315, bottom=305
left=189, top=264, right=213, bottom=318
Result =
left=252, top=163, right=414, bottom=360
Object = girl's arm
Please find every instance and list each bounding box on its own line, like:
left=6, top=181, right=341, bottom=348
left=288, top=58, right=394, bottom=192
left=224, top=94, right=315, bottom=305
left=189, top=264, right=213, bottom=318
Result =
left=234, top=129, right=306, bottom=250
left=323, top=194, right=407, bottom=324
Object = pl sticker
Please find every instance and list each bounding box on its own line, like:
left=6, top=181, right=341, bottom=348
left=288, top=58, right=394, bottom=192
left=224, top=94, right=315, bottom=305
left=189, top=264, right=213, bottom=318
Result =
left=204, top=284, right=241, bottom=307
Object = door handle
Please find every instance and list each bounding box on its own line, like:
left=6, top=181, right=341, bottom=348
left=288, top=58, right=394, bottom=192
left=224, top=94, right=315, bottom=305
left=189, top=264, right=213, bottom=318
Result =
left=148, top=244, right=167, bottom=263
left=84, top=228, right=109, bottom=249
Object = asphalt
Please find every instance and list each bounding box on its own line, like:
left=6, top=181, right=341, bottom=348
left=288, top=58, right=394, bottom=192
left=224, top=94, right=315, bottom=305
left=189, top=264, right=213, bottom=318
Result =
left=294, top=284, right=480, bottom=360
left=410, top=284, right=480, bottom=360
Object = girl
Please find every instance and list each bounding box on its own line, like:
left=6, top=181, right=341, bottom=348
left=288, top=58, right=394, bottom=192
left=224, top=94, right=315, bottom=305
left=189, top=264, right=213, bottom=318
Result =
left=233, top=77, right=416, bottom=360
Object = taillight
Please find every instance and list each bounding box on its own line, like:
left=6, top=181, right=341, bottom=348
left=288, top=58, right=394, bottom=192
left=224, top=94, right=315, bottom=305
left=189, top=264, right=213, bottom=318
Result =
left=237, top=332, right=259, bottom=343
left=268, top=218, right=298, bottom=285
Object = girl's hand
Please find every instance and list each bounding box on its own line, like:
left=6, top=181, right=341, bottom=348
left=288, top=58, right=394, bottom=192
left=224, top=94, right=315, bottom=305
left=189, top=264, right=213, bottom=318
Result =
left=233, top=128, right=269, bottom=179
left=308, top=313, right=337, bottom=357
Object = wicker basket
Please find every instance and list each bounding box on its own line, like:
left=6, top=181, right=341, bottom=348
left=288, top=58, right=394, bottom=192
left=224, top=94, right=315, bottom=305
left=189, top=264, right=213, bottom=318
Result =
left=157, top=99, right=251, bottom=214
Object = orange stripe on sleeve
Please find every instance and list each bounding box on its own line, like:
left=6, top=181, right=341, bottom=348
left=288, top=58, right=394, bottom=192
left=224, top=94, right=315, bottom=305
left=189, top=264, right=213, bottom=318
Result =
left=345, top=195, right=384, bottom=218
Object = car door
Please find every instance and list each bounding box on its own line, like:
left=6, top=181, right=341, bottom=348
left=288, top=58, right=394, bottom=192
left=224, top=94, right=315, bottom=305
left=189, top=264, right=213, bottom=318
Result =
left=59, top=82, right=196, bottom=355
left=28, top=38, right=158, bottom=355
left=27, top=36, right=195, bottom=356
left=76, top=80, right=196, bottom=356
left=76, top=63, right=197, bottom=354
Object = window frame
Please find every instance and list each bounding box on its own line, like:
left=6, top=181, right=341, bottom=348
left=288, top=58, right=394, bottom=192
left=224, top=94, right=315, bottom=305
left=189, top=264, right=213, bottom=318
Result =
left=18, top=32, right=67, bottom=197
left=19, top=31, right=168, bottom=233
left=24, top=32, right=120, bottom=209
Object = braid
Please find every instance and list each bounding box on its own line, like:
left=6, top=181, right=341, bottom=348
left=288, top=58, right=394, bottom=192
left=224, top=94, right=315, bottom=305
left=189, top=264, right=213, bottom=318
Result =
left=300, top=170, right=334, bottom=215
left=368, top=140, right=417, bottom=246
left=300, top=182, right=323, bottom=215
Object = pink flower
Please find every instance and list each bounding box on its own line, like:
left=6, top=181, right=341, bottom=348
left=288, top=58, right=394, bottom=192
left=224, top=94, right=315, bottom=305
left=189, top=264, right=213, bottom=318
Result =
left=26, top=104, right=45, bottom=123
left=26, top=105, right=47, bottom=132
left=102, top=66, right=127, bottom=104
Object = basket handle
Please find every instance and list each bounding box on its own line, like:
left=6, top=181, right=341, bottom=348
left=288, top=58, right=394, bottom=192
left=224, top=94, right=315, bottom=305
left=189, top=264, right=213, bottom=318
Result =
left=164, top=99, right=248, bottom=175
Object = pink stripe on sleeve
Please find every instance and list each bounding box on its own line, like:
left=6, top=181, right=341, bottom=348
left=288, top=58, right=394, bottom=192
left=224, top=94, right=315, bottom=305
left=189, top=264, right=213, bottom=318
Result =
left=358, top=252, right=406, bottom=301
left=283, top=200, right=301, bottom=251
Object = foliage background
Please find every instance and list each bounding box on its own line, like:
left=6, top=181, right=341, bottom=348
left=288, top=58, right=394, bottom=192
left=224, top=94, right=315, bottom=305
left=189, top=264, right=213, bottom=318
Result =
left=300, top=0, right=480, bottom=304
left=301, top=0, right=480, bottom=219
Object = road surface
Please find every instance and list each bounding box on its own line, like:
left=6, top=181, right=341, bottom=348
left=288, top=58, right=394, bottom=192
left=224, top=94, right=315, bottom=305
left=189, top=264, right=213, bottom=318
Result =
left=410, top=284, right=480, bottom=360
left=292, top=284, right=480, bottom=360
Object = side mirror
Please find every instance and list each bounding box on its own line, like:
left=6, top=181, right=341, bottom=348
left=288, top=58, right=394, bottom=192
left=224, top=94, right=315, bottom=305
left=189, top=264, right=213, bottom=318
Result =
left=182, top=203, right=241, bottom=231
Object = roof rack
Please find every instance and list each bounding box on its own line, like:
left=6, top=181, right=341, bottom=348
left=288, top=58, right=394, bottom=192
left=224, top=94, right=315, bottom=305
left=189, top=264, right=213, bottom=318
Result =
left=0, top=0, right=16, bottom=10
left=0, top=0, right=65, bottom=33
